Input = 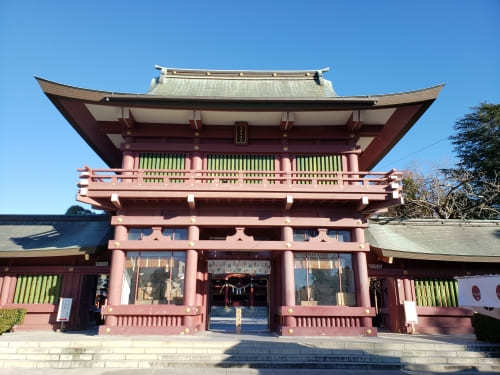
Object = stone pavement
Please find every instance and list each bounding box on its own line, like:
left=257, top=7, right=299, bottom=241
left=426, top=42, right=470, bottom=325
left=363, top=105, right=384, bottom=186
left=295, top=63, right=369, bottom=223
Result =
left=1, top=368, right=499, bottom=375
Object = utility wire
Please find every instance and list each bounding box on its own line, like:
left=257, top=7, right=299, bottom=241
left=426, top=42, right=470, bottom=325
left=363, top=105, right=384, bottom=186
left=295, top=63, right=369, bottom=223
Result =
left=378, top=136, right=449, bottom=169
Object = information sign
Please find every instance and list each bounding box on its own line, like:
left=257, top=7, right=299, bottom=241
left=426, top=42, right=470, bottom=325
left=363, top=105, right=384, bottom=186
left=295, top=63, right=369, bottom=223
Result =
left=56, top=298, right=73, bottom=322
left=404, top=300, right=418, bottom=324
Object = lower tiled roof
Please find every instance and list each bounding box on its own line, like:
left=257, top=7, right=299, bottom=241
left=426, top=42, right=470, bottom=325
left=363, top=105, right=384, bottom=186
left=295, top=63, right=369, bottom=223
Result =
left=0, top=215, right=112, bottom=257
left=367, top=218, right=500, bottom=262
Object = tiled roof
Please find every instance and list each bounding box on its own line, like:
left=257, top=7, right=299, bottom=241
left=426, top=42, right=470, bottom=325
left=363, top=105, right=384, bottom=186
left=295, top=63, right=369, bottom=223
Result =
left=147, top=66, right=337, bottom=98
left=0, top=215, right=112, bottom=257
left=366, top=218, right=500, bottom=262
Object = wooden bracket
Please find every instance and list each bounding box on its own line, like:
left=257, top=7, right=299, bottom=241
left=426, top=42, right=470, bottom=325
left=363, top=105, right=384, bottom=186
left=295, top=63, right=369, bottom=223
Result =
left=187, top=194, right=195, bottom=209
left=226, top=227, right=254, bottom=242
left=189, top=110, right=203, bottom=130
left=280, top=112, right=295, bottom=131
left=357, top=196, right=369, bottom=211
left=118, top=108, right=136, bottom=129
left=346, top=111, right=363, bottom=135
left=285, top=195, right=294, bottom=210
left=111, top=193, right=121, bottom=209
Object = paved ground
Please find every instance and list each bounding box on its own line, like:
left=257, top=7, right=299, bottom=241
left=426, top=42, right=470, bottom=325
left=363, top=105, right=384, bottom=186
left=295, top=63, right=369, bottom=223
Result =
left=1, top=369, right=499, bottom=375
left=0, top=329, right=484, bottom=345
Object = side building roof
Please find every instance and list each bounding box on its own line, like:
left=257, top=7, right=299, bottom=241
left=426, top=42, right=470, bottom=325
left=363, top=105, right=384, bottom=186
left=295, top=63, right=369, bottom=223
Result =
left=366, top=217, right=500, bottom=262
left=0, top=215, right=112, bottom=258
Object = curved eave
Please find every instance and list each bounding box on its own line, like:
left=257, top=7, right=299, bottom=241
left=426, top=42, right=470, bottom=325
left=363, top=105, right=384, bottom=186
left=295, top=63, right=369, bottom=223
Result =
left=36, top=77, right=442, bottom=110
left=372, top=246, right=500, bottom=263
left=35, top=77, right=444, bottom=169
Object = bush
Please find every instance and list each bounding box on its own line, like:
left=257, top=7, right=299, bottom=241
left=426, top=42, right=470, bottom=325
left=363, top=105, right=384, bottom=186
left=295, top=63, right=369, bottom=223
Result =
left=0, top=309, right=27, bottom=334
left=471, top=313, right=500, bottom=343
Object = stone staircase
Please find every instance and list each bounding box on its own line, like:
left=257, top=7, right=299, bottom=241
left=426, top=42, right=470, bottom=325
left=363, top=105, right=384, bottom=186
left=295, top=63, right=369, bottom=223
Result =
left=209, top=306, right=268, bottom=333
left=0, top=332, right=499, bottom=372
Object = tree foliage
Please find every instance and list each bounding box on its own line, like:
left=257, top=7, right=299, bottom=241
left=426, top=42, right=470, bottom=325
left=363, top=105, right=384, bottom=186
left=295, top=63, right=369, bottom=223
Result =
left=450, top=103, right=500, bottom=179
left=390, top=103, right=499, bottom=220
left=390, top=169, right=499, bottom=219
left=65, top=205, right=95, bottom=216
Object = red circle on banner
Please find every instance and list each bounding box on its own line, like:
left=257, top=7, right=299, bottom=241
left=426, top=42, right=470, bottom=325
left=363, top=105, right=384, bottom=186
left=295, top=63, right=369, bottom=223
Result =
left=496, top=285, right=500, bottom=300
left=472, top=285, right=481, bottom=301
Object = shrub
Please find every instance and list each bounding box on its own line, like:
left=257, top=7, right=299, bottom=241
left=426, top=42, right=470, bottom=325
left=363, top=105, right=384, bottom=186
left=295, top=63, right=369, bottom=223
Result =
left=471, top=313, right=500, bottom=343
left=0, top=309, right=27, bottom=334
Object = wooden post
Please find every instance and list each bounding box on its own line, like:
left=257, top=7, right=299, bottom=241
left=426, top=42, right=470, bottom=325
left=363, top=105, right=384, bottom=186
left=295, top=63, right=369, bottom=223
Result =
left=353, top=227, right=372, bottom=328
left=0, top=275, right=11, bottom=305
left=183, top=225, right=199, bottom=329
left=281, top=226, right=296, bottom=328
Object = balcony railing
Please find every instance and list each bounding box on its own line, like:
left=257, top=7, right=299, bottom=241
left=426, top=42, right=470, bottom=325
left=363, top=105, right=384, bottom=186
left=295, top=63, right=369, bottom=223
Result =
left=78, top=167, right=402, bottom=203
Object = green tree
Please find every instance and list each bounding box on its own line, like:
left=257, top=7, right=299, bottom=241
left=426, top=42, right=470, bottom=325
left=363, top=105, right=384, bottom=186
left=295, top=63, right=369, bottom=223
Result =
left=390, top=103, right=499, bottom=219
left=65, top=205, right=95, bottom=215
left=450, top=103, right=500, bottom=179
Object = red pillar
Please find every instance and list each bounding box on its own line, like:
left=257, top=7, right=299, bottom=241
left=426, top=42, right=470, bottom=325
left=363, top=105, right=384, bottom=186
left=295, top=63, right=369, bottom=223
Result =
left=106, top=225, right=127, bottom=328
left=353, top=227, right=372, bottom=328
left=183, top=225, right=199, bottom=330
left=0, top=275, right=11, bottom=305
left=281, top=226, right=296, bottom=328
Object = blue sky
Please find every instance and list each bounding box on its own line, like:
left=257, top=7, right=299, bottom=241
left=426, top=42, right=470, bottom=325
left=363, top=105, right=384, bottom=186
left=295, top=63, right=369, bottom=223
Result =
left=1, top=1, right=499, bottom=214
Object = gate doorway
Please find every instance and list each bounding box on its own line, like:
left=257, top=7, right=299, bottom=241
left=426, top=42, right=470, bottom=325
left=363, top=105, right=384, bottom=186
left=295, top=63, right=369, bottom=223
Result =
left=206, top=259, right=271, bottom=333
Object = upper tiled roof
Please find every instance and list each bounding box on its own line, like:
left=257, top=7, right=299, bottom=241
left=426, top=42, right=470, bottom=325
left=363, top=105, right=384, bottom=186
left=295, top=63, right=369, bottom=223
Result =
left=0, top=215, right=112, bottom=257
left=366, top=218, right=500, bottom=262
left=147, top=66, right=337, bottom=98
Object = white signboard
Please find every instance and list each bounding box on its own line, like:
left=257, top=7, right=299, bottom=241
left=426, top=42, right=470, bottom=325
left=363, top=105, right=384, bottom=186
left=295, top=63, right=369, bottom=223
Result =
left=404, top=300, right=418, bottom=324
left=56, top=298, right=73, bottom=322
left=457, top=275, right=500, bottom=308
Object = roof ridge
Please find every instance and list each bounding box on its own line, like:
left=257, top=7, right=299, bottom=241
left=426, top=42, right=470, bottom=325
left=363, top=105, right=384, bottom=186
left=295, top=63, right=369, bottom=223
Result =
left=154, top=65, right=331, bottom=76
left=0, top=214, right=110, bottom=222
left=370, top=217, right=500, bottom=226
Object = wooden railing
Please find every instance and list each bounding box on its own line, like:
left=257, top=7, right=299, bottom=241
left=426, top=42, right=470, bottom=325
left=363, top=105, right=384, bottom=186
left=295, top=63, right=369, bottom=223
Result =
left=100, top=304, right=202, bottom=334
left=277, top=305, right=376, bottom=336
left=79, top=167, right=402, bottom=191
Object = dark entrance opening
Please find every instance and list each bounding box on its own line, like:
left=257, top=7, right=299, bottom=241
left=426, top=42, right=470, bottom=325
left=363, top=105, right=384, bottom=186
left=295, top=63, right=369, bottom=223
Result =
left=208, top=273, right=269, bottom=333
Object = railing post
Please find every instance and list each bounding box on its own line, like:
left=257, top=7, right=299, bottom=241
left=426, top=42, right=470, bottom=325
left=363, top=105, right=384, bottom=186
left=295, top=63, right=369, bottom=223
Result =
left=122, top=151, right=134, bottom=184
left=348, top=153, right=360, bottom=185
left=192, top=152, right=202, bottom=184
left=281, top=153, right=291, bottom=186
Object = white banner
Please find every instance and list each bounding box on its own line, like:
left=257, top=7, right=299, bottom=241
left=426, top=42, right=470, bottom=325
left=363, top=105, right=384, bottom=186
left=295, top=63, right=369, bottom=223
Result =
left=457, top=275, right=500, bottom=308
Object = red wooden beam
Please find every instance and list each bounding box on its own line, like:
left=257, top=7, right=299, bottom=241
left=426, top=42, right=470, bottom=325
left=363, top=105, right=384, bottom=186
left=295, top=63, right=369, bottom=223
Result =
left=108, top=239, right=370, bottom=252
left=110, top=212, right=367, bottom=228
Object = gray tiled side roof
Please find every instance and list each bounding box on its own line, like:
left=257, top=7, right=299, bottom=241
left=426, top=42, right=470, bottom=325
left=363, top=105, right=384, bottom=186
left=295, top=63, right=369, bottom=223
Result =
left=0, top=215, right=112, bottom=257
left=366, top=218, right=500, bottom=261
left=147, top=67, right=337, bottom=98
